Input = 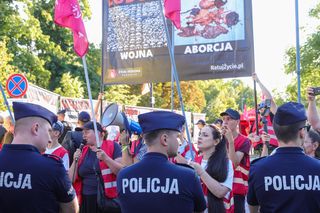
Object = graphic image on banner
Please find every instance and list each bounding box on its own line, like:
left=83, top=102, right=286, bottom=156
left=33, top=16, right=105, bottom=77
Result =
left=102, top=0, right=254, bottom=84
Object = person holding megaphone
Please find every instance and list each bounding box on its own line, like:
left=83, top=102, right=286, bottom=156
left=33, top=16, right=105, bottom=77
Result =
left=69, top=121, right=123, bottom=213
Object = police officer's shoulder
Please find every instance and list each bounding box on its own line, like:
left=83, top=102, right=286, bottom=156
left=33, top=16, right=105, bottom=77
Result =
left=250, top=156, right=267, bottom=166
left=43, top=153, right=64, bottom=165
left=171, top=162, right=197, bottom=176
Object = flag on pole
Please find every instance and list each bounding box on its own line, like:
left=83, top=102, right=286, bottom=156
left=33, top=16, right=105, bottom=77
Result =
left=54, top=0, right=89, bottom=57
left=164, top=0, right=181, bottom=29
left=141, top=83, right=150, bottom=95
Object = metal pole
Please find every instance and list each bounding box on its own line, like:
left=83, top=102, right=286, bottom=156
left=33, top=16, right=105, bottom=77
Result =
left=295, top=0, right=301, bottom=103
left=150, top=83, right=154, bottom=108
left=171, top=24, right=175, bottom=111
left=82, top=56, right=101, bottom=148
left=0, top=84, right=15, bottom=125
left=158, top=0, right=194, bottom=160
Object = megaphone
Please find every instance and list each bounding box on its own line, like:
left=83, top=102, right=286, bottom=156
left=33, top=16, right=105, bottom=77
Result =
left=102, top=103, right=142, bottom=135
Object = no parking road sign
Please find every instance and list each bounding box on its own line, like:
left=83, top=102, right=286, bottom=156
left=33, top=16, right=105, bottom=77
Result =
left=6, top=74, right=29, bottom=98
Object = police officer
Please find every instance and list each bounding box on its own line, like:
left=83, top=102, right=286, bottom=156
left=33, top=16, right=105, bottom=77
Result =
left=117, top=111, right=206, bottom=213
left=247, top=102, right=320, bottom=212
left=0, top=102, right=78, bottom=213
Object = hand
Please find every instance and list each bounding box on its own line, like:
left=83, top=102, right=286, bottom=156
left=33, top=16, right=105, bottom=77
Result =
left=73, top=149, right=82, bottom=161
left=307, top=87, right=315, bottom=102
left=119, top=131, right=130, bottom=146
left=221, top=125, right=233, bottom=144
left=96, top=149, right=108, bottom=161
left=188, top=161, right=205, bottom=176
left=98, top=92, right=104, bottom=101
left=252, top=72, right=260, bottom=83
left=175, top=154, right=188, bottom=164
left=261, top=132, right=270, bottom=144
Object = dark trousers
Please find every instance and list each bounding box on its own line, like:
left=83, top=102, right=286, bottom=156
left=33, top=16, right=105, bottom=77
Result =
left=234, top=194, right=245, bottom=213
left=80, top=194, right=102, bottom=213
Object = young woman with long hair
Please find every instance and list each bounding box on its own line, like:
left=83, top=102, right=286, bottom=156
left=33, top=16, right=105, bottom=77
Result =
left=189, top=124, right=234, bottom=213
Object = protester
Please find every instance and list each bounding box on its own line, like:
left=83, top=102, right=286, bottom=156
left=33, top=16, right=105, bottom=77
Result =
left=70, top=121, right=123, bottom=213
left=45, top=121, right=70, bottom=171
left=0, top=102, right=78, bottom=213
left=307, top=86, right=320, bottom=132
left=220, top=108, right=251, bottom=213
left=57, top=109, right=72, bottom=144
left=0, top=115, right=7, bottom=148
left=213, top=118, right=223, bottom=128
left=247, top=102, right=320, bottom=212
left=2, top=115, right=14, bottom=145
left=62, top=111, right=90, bottom=165
left=251, top=73, right=279, bottom=154
left=196, top=119, right=206, bottom=130
left=189, top=124, right=234, bottom=213
left=177, top=124, right=197, bottom=161
left=303, top=128, right=320, bottom=159
left=117, top=111, right=206, bottom=213
left=120, top=130, right=146, bottom=166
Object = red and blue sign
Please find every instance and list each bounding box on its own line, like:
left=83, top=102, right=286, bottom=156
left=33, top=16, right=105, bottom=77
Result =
left=6, top=74, right=28, bottom=98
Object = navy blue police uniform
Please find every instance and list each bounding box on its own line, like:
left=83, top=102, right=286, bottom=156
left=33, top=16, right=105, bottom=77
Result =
left=247, top=102, right=320, bottom=212
left=117, top=111, right=206, bottom=213
left=0, top=102, right=76, bottom=213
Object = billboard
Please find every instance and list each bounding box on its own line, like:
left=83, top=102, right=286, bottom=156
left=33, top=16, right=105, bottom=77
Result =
left=102, top=0, right=254, bottom=84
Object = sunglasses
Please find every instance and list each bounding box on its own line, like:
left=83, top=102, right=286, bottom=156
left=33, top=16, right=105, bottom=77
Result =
left=300, top=124, right=311, bottom=132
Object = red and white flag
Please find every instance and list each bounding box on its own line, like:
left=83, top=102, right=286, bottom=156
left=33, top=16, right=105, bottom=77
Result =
left=54, top=0, right=89, bottom=57
left=164, top=0, right=181, bottom=29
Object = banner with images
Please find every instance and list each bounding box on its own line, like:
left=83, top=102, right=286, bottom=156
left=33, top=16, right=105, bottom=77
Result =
left=59, top=97, right=100, bottom=123
left=102, top=0, right=254, bottom=84
left=26, top=84, right=59, bottom=113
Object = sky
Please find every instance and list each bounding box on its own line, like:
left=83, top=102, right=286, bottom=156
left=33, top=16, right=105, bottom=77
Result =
left=84, top=0, right=319, bottom=94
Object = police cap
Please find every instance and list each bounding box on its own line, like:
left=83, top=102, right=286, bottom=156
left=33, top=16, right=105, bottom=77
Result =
left=138, top=111, right=185, bottom=133
left=78, top=111, right=90, bottom=123
left=274, top=102, right=307, bottom=126
left=52, top=121, right=64, bottom=134
left=13, top=102, right=57, bottom=126
left=57, top=109, right=66, bottom=114
left=220, top=108, right=240, bottom=120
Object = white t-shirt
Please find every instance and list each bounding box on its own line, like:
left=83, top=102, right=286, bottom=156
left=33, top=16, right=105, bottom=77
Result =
left=200, top=159, right=234, bottom=198
left=45, top=145, right=69, bottom=171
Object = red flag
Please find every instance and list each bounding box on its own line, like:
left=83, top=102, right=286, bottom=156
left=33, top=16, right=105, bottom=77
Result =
left=54, top=0, right=89, bottom=57
left=164, top=0, right=181, bottom=29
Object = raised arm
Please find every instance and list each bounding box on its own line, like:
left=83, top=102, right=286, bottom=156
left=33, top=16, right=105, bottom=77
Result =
left=307, top=87, right=320, bottom=131
left=253, top=72, right=277, bottom=114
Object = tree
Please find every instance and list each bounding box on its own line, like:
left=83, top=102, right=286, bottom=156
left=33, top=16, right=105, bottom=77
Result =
left=199, top=79, right=255, bottom=123
left=54, top=72, right=84, bottom=98
left=0, top=0, right=101, bottom=99
left=137, top=81, right=206, bottom=113
left=284, top=3, right=320, bottom=105
left=0, top=41, right=19, bottom=111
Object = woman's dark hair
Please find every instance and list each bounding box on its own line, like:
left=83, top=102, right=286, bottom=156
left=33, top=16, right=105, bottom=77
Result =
left=206, top=125, right=228, bottom=213
left=308, top=129, right=320, bottom=158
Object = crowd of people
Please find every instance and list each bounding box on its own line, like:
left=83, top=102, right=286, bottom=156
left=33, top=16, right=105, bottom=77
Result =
left=0, top=73, right=319, bottom=213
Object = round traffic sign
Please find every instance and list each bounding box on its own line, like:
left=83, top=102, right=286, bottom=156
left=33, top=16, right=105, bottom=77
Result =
left=6, top=74, right=29, bottom=98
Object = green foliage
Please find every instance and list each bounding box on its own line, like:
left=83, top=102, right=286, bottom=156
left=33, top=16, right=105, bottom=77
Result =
left=199, top=79, right=255, bottom=123
left=0, top=41, right=19, bottom=111
left=54, top=72, right=84, bottom=98
left=284, top=3, right=320, bottom=106
left=0, top=0, right=100, bottom=99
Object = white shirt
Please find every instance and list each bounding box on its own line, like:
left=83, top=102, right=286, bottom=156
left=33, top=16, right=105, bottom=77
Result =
left=200, top=159, right=234, bottom=197
left=45, top=145, right=69, bottom=171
